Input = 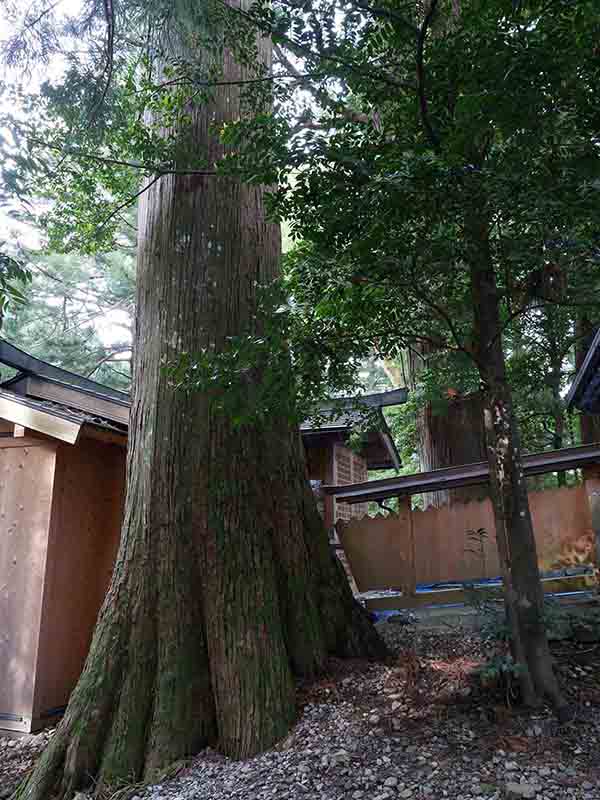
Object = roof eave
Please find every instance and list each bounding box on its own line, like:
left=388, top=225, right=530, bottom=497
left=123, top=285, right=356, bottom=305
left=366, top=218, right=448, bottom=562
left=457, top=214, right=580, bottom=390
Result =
left=0, top=338, right=129, bottom=402
left=566, top=328, right=600, bottom=410
left=0, top=389, right=83, bottom=444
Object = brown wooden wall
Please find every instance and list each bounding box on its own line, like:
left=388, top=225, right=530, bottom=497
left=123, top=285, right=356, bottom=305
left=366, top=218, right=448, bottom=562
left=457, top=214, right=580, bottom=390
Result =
left=31, top=437, right=125, bottom=723
left=305, top=443, right=331, bottom=484
left=339, top=501, right=415, bottom=593
left=338, top=484, right=596, bottom=592
left=412, top=496, right=497, bottom=584
left=305, top=441, right=369, bottom=523
left=0, top=439, right=56, bottom=727
left=333, top=443, right=369, bottom=522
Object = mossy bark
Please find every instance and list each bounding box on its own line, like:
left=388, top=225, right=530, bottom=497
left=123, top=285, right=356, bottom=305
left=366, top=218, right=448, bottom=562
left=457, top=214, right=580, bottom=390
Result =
left=15, top=13, right=385, bottom=800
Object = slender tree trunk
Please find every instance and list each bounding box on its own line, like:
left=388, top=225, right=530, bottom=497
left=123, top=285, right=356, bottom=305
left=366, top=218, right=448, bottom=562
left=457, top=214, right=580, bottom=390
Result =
left=554, top=411, right=567, bottom=487
left=466, top=211, right=569, bottom=717
left=546, top=316, right=566, bottom=486
left=16, top=15, right=384, bottom=800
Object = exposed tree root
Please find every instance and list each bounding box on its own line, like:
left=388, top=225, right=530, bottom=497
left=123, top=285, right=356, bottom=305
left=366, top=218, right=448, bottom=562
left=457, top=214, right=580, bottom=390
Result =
left=15, top=430, right=385, bottom=800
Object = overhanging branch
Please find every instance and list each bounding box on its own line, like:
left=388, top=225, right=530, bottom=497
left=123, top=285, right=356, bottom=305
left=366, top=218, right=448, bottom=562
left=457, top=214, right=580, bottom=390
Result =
left=26, top=137, right=217, bottom=176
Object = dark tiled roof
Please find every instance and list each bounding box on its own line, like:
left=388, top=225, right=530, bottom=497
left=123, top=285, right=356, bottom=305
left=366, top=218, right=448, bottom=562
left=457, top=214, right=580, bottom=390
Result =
left=566, top=328, right=600, bottom=414
left=0, top=339, right=406, bottom=460
left=34, top=399, right=128, bottom=435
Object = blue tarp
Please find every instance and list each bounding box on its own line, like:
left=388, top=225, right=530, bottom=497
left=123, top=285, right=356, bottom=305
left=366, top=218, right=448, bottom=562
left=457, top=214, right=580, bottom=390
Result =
left=365, top=567, right=596, bottom=622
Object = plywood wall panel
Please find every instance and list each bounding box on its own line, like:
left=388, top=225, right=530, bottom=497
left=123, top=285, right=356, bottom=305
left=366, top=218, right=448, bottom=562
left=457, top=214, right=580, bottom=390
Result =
left=585, top=476, right=600, bottom=564
left=338, top=484, right=595, bottom=593
left=412, top=498, right=499, bottom=584
left=337, top=501, right=414, bottom=593
left=32, top=438, right=125, bottom=721
left=0, top=442, right=56, bottom=724
left=529, top=484, right=593, bottom=571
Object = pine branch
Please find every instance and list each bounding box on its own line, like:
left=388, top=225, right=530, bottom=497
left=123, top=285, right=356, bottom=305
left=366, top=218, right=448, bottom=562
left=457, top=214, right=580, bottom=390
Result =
left=87, top=345, right=132, bottom=377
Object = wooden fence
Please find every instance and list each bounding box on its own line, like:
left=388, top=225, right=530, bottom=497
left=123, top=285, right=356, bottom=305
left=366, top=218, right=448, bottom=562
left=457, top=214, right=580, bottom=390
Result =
left=337, top=480, right=600, bottom=594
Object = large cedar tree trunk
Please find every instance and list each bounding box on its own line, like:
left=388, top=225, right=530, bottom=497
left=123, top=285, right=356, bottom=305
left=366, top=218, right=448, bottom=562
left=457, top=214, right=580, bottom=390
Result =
left=17, top=16, right=384, bottom=800
left=466, top=211, right=568, bottom=717
left=414, top=388, right=487, bottom=508
left=390, top=351, right=487, bottom=508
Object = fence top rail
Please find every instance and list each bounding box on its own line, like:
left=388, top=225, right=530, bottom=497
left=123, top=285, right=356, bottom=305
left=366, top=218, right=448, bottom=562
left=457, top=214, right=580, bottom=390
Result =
left=323, top=442, right=600, bottom=504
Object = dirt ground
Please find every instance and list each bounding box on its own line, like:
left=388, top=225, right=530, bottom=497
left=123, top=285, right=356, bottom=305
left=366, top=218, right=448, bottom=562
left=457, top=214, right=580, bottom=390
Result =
left=2, top=622, right=600, bottom=800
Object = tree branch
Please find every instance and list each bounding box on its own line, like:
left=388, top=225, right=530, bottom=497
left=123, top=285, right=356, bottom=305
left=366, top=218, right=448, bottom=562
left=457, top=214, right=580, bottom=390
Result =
left=88, top=0, right=115, bottom=123
left=276, top=35, right=415, bottom=92
left=26, top=137, right=217, bottom=176
left=87, top=346, right=132, bottom=377
left=94, top=173, right=163, bottom=238
left=150, top=71, right=327, bottom=91
left=21, top=0, right=64, bottom=33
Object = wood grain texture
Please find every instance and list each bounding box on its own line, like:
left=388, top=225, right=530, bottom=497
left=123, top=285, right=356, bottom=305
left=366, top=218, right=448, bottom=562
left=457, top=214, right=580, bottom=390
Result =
left=0, top=396, right=81, bottom=444
left=32, top=438, right=125, bottom=722
left=25, top=377, right=129, bottom=426
left=0, top=442, right=56, bottom=729
left=338, top=484, right=596, bottom=591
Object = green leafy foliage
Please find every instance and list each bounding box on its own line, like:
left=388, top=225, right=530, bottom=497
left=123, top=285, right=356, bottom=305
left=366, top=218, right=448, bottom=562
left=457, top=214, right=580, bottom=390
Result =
left=167, top=281, right=388, bottom=432
left=0, top=0, right=268, bottom=253
left=2, top=0, right=599, bottom=456
left=235, top=0, right=600, bottom=465
left=476, top=653, right=526, bottom=698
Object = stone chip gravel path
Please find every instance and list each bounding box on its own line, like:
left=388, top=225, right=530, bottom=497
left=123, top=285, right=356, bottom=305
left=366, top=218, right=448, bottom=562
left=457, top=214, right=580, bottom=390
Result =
left=3, top=622, right=600, bottom=800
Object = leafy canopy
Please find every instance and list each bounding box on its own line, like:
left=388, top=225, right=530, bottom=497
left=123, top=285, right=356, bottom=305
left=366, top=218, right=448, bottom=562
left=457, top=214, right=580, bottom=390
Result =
left=233, top=0, right=600, bottom=440
left=2, top=0, right=600, bottom=436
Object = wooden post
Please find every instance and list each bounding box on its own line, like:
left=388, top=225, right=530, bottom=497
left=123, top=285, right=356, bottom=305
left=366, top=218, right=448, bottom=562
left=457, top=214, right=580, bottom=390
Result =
left=326, top=443, right=337, bottom=535
left=583, top=465, right=600, bottom=569
left=323, top=494, right=335, bottom=536
left=398, top=495, right=416, bottom=597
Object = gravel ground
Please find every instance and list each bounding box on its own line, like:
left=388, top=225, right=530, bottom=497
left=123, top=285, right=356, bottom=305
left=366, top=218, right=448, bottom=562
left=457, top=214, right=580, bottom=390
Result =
left=0, top=728, right=53, bottom=799
left=136, top=623, right=600, bottom=800
left=3, top=622, right=600, bottom=800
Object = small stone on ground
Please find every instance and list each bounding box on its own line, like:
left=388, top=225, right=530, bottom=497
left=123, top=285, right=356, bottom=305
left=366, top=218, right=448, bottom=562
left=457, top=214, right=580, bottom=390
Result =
left=3, top=623, right=600, bottom=799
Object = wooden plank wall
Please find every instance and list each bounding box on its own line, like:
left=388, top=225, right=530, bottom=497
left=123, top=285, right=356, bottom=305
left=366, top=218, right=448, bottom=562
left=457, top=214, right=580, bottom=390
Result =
left=0, top=440, right=56, bottom=728
left=530, top=485, right=594, bottom=572
left=338, top=484, right=596, bottom=592
left=32, top=437, right=125, bottom=725
left=585, top=469, right=600, bottom=564
left=412, top=498, right=498, bottom=584
left=333, top=444, right=369, bottom=522
left=339, top=499, right=415, bottom=593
